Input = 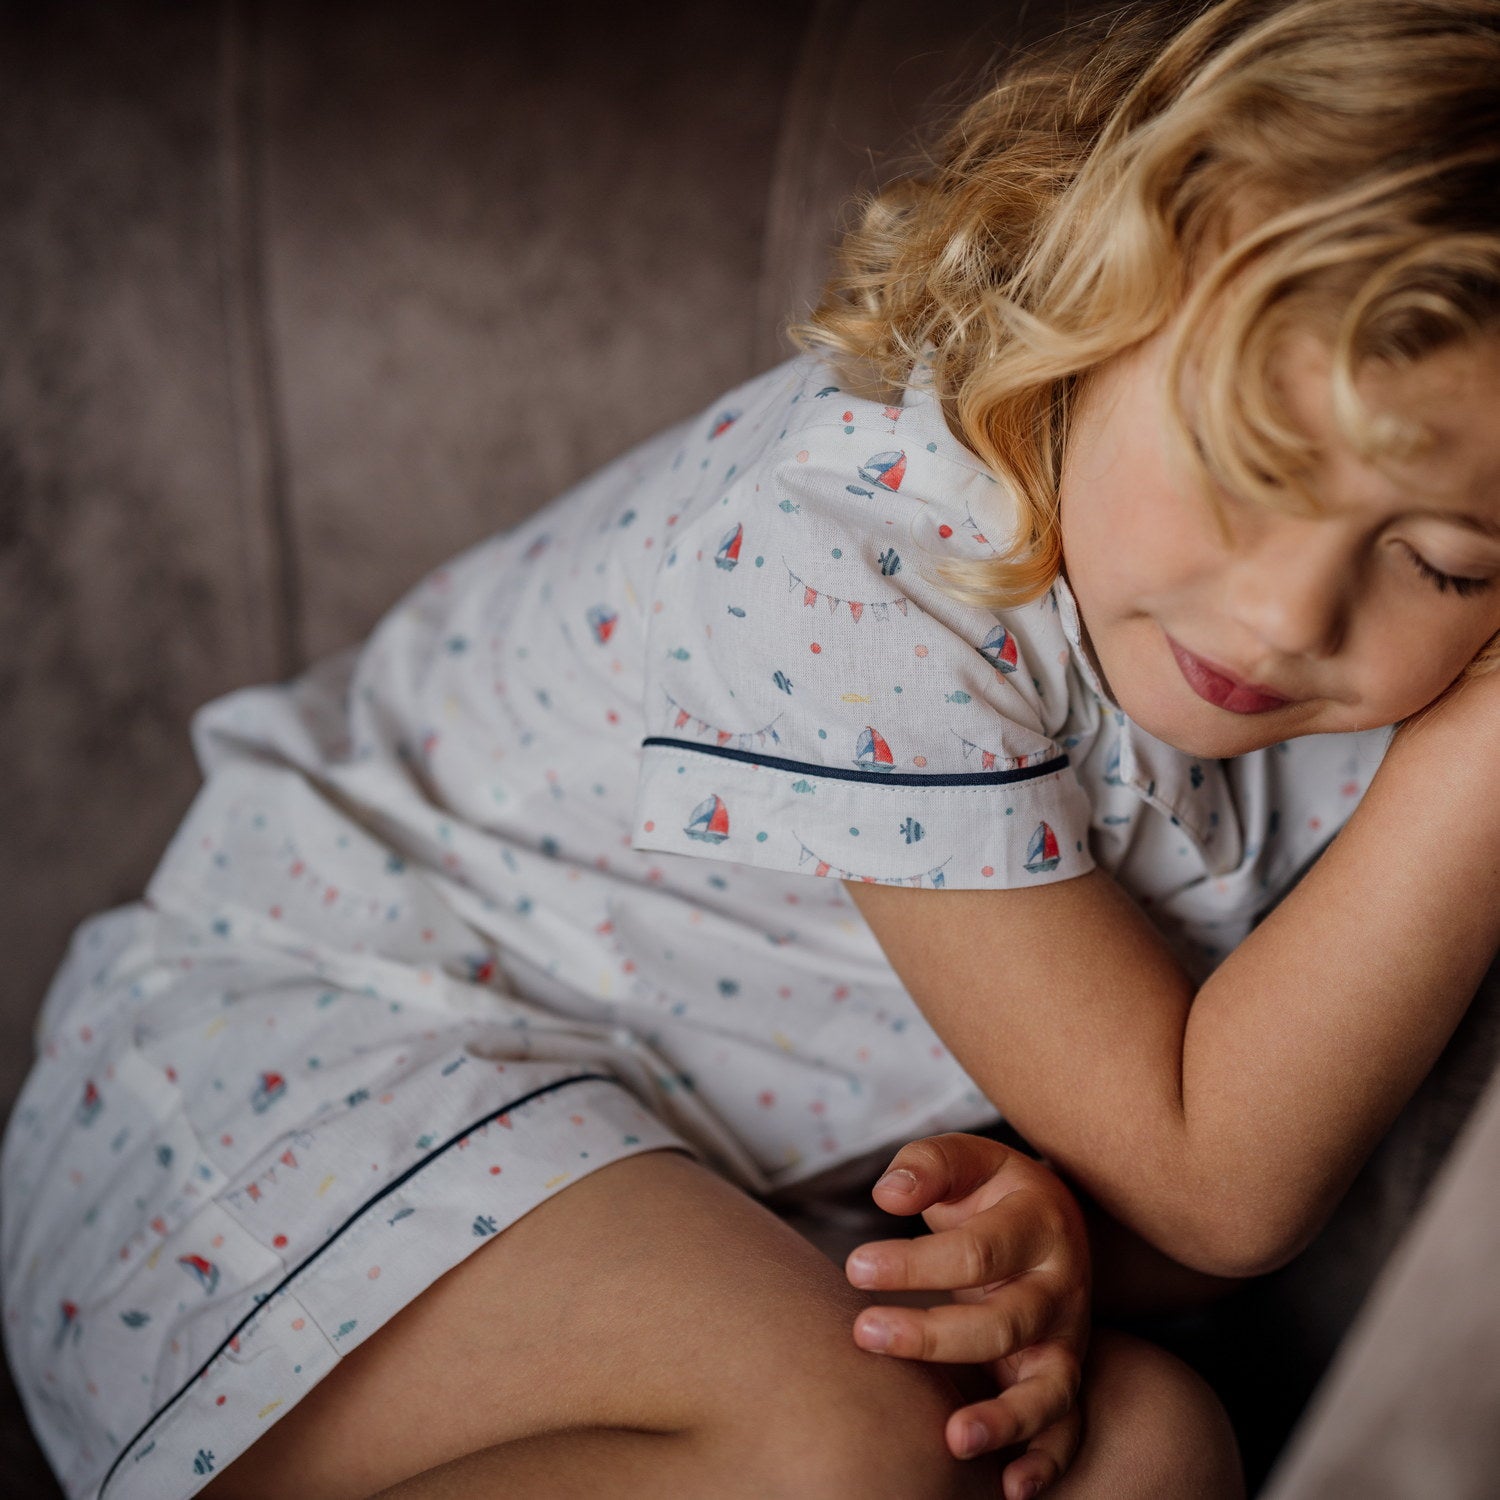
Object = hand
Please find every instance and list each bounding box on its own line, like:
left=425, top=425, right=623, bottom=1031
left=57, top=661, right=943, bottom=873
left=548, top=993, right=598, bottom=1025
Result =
left=844, top=1133, right=1091, bottom=1499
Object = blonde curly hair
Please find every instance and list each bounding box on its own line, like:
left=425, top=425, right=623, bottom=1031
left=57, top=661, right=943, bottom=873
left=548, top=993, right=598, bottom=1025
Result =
left=792, top=0, right=1500, bottom=675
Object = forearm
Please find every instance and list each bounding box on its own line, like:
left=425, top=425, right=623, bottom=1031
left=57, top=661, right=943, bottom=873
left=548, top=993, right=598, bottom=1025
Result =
left=1174, top=702, right=1500, bottom=1265
left=853, top=692, right=1500, bottom=1276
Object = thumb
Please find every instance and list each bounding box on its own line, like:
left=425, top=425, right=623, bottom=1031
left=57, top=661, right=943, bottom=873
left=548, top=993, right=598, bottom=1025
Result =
left=870, top=1133, right=1023, bottom=1218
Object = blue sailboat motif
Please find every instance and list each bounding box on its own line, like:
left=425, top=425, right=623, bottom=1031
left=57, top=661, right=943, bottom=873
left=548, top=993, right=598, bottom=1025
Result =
left=1024, top=821, right=1062, bottom=874
left=979, top=624, right=1019, bottom=674
left=715, top=523, right=743, bottom=570
left=854, top=725, right=896, bottom=772
left=685, top=794, right=730, bottom=844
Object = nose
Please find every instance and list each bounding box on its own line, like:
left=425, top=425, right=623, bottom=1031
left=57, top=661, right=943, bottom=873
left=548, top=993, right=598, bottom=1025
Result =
left=1220, top=511, right=1353, bottom=662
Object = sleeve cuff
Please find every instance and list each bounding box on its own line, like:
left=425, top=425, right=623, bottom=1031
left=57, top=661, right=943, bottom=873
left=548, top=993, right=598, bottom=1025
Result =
left=632, top=737, right=1096, bottom=889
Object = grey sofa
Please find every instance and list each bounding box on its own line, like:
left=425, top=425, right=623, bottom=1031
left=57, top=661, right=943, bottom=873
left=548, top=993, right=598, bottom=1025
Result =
left=3, top=3, right=1498, bottom=1496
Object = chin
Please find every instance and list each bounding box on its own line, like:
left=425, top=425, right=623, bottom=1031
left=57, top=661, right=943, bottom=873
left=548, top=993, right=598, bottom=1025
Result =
left=1114, top=683, right=1293, bottom=759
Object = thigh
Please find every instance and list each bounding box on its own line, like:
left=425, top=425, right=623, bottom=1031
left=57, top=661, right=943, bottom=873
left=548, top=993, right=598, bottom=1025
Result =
left=199, top=1147, right=971, bottom=1500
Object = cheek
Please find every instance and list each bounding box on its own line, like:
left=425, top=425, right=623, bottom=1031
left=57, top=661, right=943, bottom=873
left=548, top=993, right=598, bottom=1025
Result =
left=1353, top=614, right=1495, bottom=720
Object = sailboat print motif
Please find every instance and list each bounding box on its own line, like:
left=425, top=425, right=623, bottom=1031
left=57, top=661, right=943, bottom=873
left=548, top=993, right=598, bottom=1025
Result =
left=586, top=605, right=617, bottom=645
left=854, top=726, right=896, bottom=772
left=979, top=624, right=1019, bottom=674
left=249, top=1071, right=286, bottom=1114
left=715, top=523, right=743, bottom=571
left=847, top=450, right=908, bottom=497
left=685, top=794, right=730, bottom=844
left=1024, top=821, right=1062, bottom=874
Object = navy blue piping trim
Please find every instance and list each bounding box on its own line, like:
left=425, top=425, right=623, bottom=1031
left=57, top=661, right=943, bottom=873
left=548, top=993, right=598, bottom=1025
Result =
left=642, top=736, right=1069, bottom=788
left=98, top=1070, right=618, bottom=1497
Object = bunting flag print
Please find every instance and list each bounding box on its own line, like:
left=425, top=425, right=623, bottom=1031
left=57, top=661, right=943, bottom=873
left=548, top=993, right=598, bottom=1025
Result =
left=955, top=732, right=1038, bottom=773
left=662, top=693, right=782, bottom=751
left=795, top=837, right=950, bottom=888
left=784, top=564, right=908, bottom=622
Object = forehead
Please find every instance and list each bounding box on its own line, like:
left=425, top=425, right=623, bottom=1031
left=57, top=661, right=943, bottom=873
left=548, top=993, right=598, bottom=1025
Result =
left=1274, top=333, right=1500, bottom=517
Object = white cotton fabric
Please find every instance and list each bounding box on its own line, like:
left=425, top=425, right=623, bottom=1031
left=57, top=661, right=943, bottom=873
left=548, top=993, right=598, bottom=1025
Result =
left=1, top=350, right=1391, bottom=1500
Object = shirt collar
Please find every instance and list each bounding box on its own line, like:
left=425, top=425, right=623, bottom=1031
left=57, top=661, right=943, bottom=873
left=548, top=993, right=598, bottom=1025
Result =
left=1052, top=572, right=1244, bottom=876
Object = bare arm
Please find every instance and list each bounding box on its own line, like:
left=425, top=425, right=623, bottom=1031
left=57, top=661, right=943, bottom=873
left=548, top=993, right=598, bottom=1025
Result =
left=846, top=680, right=1500, bottom=1276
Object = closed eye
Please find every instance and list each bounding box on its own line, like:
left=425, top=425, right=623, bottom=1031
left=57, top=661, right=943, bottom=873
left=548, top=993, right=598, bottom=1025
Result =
left=1403, top=544, right=1492, bottom=597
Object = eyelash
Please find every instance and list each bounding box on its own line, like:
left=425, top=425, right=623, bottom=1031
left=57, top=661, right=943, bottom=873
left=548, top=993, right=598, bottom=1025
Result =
left=1403, top=546, right=1492, bottom=598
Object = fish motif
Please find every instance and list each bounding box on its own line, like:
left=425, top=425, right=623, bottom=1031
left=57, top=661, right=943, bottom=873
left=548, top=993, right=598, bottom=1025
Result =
left=772, top=671, right=793, bottom=694
left=899, top=818, right=924, bottom=844
left=945, top=691, right=972, bottom=704
left=778, top=498, right=800, bottom=514
left=727, top=605, right=746, bottom=618
left=877, top=548, right=901, bottom=576
left=791, top=779, right=816, bottom=794
left=667, top=647, right=691, bottom=661
left=814, top=386, right=840, bottom=398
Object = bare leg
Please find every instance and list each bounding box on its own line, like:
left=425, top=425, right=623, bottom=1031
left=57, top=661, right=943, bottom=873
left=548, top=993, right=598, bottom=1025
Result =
left=199, top=1148, right=996, bottom=1500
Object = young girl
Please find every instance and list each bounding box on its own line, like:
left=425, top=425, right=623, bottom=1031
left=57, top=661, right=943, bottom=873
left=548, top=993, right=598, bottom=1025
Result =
left=7, top=1, right=1500, bottom=1497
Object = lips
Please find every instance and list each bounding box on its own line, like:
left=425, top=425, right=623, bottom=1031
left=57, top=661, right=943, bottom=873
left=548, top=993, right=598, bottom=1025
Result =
left=1166, top=635, right=1292, bottom=715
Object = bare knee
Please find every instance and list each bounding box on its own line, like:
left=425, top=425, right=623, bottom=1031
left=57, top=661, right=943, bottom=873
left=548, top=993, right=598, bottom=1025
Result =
left=1054, top=1329, right=1243, bottom=1500
left=730, top=1353, right=995, bottom=1500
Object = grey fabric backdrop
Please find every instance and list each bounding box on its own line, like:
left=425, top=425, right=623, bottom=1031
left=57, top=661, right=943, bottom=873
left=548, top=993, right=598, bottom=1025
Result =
left=3, top=4, right=1497, bottom=1496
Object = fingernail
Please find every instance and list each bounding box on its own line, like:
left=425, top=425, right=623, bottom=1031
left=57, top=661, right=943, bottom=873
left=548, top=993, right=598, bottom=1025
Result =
left=1019, top=1483, right=1041, bottom=1500
left=956, top=1420, right=987, bottom=1458
left=875, top=1168, right=917, bottom=1195
left=857, top=1315, right=893, bottom=1351
left=847, top=1250, right=882, bottom=1286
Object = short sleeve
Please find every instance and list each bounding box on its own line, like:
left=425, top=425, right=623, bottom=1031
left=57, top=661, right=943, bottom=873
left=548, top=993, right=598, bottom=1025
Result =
left=630, top=396, right=1096, bottom=889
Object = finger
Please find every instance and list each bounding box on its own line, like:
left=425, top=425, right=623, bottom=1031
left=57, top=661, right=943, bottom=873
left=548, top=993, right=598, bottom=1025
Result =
left=945, top=1342, right=1081, bottom=1460
left=869, top=1134, right=1024, bottom=1218
left=1000, top=1408, right=1084, bottom=1500
left=847, top=1190, right=1060, bottom=1292
left=851, top=1279, right=1055, bottom=1364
